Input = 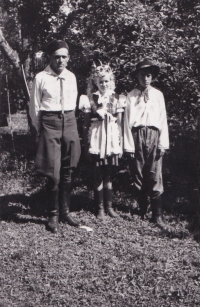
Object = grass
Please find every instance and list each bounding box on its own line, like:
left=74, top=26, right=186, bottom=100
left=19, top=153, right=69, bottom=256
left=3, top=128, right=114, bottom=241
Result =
left=0, top=132, right=200, bottom=307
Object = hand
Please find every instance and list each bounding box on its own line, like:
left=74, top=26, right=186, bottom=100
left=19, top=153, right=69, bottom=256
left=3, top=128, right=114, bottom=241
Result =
left=155, top=147, right=165, bottom=161
left=96, top=109, right=106, bottom=120
left=36, top=132, right=40, bottom=145
left=30, top=125, right=40, bottom=144
left=124, top=152, right=135, bottom=159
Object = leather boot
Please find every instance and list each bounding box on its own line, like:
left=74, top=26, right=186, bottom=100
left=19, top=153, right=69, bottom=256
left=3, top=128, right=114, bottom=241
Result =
left=151, top=196, right=171, bottom=232
left=131, top=189, right=148, bottom=219
left=95, top=190, right=105, bottom=220
left=47, top=189, right=59, bottom=233
left=138, top=192, right=148, bottom=220
left=107, top=202, right=118, bottom=218
left=104, top=188, right=118, bottom=218
left=60, top=182, right=80, bottom=227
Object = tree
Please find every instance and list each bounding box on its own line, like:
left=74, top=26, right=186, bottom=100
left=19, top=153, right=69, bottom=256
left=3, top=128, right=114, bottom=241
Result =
left=0, top=0, right=199, bottom=129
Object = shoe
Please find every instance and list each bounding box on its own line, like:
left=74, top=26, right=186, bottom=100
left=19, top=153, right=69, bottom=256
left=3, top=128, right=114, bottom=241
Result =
left=151, top=196, right=172, bottom=232
left=106, top=202, right=118, bottom=218
left=48, top=214, right=59, bottom=233
left=97, top=202, right=106, bottom=220
left=47, top=189, right=59, bottom=233
left=59, top=181, right=80, bottom=226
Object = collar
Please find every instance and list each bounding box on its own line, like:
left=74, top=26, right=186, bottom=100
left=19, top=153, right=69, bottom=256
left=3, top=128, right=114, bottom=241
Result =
left=93, top=90, right=115, bottom=97
left=135, top=85, right=152, bottom=93
left=44, top=65, right=69, bottom=78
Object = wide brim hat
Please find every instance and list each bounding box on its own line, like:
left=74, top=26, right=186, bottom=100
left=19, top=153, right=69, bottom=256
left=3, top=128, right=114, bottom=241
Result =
left=131, top=59, right=160, bottom=79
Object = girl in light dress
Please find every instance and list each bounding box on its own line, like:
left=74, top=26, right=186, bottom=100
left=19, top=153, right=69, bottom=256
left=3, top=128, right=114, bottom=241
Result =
left=79, top=62, right=126, bottom=220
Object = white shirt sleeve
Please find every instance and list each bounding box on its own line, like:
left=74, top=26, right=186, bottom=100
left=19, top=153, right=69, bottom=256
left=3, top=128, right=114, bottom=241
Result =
left=158, top=93, right=169, bottom=149
left=79, top=95, right=91, bottom=112
left=70, top=74, right=78, bottom=110
left=117, top=94, right=126, bottom=113
left=124, top=94, right=135, bottom=153
left=29, top=77, right=42, bottom=133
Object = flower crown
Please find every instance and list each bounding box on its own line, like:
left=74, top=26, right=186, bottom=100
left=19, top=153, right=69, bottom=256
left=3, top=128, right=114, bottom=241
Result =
left=91, top=61, right=112, bottom=78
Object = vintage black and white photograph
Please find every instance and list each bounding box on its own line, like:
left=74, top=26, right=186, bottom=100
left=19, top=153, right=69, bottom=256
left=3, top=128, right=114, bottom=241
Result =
left=0, top=0, right=199, bottom=306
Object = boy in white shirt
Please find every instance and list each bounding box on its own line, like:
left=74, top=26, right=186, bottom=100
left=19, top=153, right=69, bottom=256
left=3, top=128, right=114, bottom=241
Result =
left=29, top=40, right=81, bottom=233
left=124, top=59, right=170, bottom=230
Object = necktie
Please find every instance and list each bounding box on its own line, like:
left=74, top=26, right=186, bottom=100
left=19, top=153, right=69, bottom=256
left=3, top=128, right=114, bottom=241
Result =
left=58, top=77, right=65, bottom=114
left=143, top=87, right=149, bottom=103
left=137, top=86, right=150, bottom=104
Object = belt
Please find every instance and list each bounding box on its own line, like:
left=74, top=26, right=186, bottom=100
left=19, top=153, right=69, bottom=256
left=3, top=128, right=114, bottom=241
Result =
left=132, top=126, right=159, bottom=131
left=41, top=110, right=73, bottom=115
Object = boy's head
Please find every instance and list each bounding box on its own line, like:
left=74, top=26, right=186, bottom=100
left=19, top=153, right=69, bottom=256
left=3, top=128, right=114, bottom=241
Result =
left=136, top=68, right=153, bottom=89
left=43, top=40, right=70, bottom=74
left=133, top=59, right=159, bottom=88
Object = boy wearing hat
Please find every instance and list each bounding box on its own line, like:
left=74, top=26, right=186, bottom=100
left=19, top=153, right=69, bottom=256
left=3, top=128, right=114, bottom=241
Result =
left=124, top=59, right=170, bottom=230
left=29, top=40, right=81, bottom=233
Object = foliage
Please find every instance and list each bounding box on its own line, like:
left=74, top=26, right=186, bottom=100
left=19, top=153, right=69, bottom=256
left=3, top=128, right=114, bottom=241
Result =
left=55, top=0, right=200, bottom=129
left=0, top=0, right=199, bottom=130
left=0, top=0, right=64, bottom=114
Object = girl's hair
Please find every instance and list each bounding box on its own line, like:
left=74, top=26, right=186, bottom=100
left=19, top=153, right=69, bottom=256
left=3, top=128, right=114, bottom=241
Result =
left=87, top=63, right=115, bottom=99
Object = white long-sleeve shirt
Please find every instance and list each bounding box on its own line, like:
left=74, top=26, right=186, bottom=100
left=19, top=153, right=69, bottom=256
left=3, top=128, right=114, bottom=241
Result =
left=124, top=86, right=169, bottom=153
left=29, top=65, right=77, bottom=132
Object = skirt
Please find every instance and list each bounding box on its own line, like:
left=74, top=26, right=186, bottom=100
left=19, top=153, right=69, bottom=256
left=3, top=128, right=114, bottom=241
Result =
left=90, top=154, right=119, bottom=167
left=88, top=117, right=122, bottom=166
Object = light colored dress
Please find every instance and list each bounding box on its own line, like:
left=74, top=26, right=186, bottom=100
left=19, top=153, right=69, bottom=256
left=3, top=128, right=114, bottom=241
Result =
left=79, top=90, right=126, bottom=165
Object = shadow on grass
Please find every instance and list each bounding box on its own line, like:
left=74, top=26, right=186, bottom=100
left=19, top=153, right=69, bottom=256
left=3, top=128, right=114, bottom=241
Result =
left=0, top=189, right=47, bottom=224
left=0, top=188, right=96, bottom=225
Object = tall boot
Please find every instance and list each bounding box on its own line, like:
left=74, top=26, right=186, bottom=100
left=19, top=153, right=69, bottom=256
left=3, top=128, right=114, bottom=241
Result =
left=47, top=189, right=59, bottom=233
left=60, top=182, right=80, bottom=227
left=104, top=188, right=118, bottom=218
left=151, top=195, right=171, bottom=231
left=138, top=191, right=148, bottom=220
left=95, top=190, right=105, bottom=220
left=131, top=189, right=148, bottom=219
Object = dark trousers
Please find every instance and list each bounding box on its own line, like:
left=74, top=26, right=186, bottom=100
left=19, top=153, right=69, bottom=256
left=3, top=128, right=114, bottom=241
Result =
left=36, top=111, right=81, bottom=185
left=47, top=167, right=74, bottom=191
left=129, top=126, right=163, bottom=199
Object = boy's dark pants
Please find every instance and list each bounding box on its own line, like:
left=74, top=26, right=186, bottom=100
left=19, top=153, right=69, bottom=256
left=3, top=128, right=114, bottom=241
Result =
left=129, top=126, right=163, bottom=219
left=36, top=111, right=81, bottom=181
left=36, top=111, right=81, bottom=231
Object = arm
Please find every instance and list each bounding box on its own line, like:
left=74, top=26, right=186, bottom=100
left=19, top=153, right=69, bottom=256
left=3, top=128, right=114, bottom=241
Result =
left=79, top=94, right=90, bottom=112
left=79, top=95, right=92, bottom=159
left=117, top=111, right=123, bottom=157
left=29, top=77, right=42, bottom=133
left=116, top=94, right=126, bottom=157
left=72, top=74, right=78, bottom=109
left=124, top=95, right=135, bottom=155
left=155, top=93, right=169, bottom=160
left=158, top=93, right=169, bottom=150
left=83, top=112, right=92, bottom=160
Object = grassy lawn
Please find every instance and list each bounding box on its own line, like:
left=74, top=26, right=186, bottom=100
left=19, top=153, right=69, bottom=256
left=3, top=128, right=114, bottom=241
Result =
left=0, top=132, right=200, bottom=307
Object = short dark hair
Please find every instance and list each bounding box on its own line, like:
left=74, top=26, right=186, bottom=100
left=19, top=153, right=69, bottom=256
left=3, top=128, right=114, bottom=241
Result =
left=43, top=40, right=69, bottom=55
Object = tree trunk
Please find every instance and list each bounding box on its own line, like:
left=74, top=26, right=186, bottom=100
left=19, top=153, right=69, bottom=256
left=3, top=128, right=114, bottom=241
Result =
left=0, top=28, right=30, bottom=100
